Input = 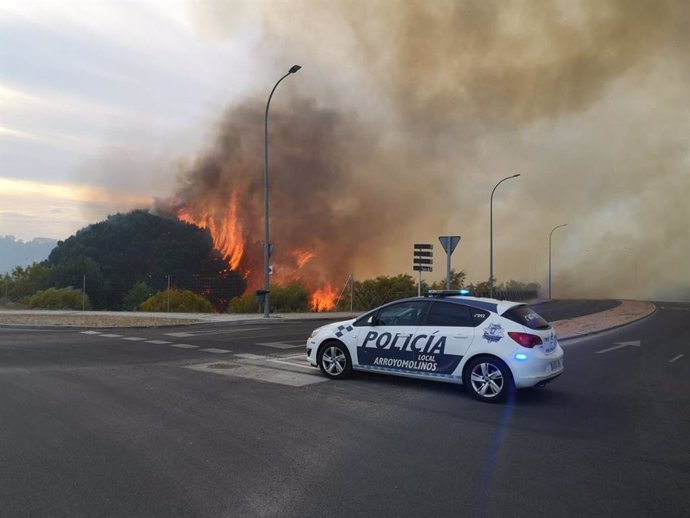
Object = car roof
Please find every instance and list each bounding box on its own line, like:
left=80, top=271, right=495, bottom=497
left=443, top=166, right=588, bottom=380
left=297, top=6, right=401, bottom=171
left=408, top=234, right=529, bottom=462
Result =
left=381, top=294, right=524, bottom=315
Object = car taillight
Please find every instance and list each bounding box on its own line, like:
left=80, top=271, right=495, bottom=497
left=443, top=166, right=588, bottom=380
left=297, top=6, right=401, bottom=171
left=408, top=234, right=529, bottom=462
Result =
left=508, top=332, right=543, bottom=348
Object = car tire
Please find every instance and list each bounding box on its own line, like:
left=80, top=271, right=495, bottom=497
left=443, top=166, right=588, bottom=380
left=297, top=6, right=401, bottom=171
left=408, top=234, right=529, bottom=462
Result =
left=317, top=341, right=353, bottom=379
left=464, top=355, right=515, bottom=403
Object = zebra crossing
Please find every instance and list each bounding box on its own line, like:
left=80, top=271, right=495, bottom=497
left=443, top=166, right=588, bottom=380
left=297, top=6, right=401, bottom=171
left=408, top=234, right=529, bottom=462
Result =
left=78, top=330, right=322, bottom=386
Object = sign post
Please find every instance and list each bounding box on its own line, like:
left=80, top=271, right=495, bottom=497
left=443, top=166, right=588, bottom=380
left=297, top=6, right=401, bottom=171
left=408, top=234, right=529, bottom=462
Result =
left=438, top=236, right=461, bottom=289
left=413, top=244, right=433, bottom=296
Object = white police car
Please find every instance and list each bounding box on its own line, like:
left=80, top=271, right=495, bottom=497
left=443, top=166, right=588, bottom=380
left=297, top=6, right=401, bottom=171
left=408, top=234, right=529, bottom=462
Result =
left=306, top=291, right=564, bottom=402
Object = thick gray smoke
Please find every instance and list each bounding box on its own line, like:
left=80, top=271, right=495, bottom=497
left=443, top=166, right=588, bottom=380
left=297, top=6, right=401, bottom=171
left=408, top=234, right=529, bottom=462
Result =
left=168, top=0, right=690, bottom=300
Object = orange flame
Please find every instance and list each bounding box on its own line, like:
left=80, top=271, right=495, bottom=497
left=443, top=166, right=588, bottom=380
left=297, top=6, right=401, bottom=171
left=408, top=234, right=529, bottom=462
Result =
left=178, top=191, right=245, bottom=271
left=310, top=284, right=338, bottom=312
left=293, top=249, right=316, bottom=268
left=176, top=194, right=340, bottom=311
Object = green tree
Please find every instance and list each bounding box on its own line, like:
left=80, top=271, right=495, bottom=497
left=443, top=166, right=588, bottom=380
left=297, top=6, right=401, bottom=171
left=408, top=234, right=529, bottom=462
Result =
left=6, top=263, right=52, bottom=302
left=121, top=281, right=153, bottom=311
left=429, top=269, right=467, bottom=291
left=352, top=274, right=417, bottom=311
left=45, top=210, right=245, bottom=310
left=140, top=289, right=213, bottom=313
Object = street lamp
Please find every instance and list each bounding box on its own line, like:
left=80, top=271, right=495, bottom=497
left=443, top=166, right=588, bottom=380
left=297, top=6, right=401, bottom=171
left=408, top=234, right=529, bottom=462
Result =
left=489, top=174, right=520, bottom=298
left=263, top=64, right=301, bottom=318
left=548, top=224, right=568, bottom=299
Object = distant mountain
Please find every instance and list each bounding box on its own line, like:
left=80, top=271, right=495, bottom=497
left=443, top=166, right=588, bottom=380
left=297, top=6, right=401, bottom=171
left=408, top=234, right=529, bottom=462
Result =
left=0, top=235, right=58, bottom=274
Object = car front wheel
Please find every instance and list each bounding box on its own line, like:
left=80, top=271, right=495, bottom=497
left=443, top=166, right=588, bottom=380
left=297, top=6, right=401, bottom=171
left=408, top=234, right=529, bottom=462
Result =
left=317, top=341, right=352, bottom=379
left=465, top=356, right=514, bottom=403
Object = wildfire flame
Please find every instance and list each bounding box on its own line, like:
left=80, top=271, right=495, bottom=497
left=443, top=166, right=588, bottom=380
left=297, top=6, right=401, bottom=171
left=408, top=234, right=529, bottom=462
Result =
left=310, top=284, right=338, bottom=312
left=175, top=193, right=337, bottom=311
left=178, top=191, right=245, bottom=272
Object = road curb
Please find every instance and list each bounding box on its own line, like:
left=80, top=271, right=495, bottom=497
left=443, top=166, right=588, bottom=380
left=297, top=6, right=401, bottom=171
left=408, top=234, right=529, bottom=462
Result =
left=554, top=300, right=657, bottom=342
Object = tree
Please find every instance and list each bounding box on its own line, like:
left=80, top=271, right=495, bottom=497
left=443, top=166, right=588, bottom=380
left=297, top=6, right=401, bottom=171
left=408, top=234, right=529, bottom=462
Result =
left=121, top=281, right=153, bottom=311
left=352, top=274, right=417, bottom=311
left=45, top=210, right=244, bottom=310
left=429, top=269, right=467, bottom=291
left=5, top=263, right=52, bottom=302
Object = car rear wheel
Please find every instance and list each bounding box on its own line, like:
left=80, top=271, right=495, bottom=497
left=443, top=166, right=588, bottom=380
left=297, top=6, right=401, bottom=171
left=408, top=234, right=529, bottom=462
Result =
left=465, top=356, right=514, bottom=403
left=317, top=341, right=352, bottom=379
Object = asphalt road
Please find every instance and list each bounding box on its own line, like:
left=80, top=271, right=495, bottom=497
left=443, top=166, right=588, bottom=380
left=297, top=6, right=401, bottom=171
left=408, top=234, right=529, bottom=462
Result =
left=0, top=301, right=688, bottom=517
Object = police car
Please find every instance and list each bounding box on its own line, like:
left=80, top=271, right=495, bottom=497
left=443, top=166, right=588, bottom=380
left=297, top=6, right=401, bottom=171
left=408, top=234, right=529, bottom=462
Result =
left=306, top=291, right=564, bottom=402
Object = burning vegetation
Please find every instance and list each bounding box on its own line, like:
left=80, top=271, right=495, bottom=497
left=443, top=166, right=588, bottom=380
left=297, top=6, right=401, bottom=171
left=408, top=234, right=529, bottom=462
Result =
left=156, top=99, right=374, bottom=311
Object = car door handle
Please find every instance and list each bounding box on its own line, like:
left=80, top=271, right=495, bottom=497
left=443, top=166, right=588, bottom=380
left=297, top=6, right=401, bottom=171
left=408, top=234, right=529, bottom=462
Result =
left=453, top=333, right=471, bottom=339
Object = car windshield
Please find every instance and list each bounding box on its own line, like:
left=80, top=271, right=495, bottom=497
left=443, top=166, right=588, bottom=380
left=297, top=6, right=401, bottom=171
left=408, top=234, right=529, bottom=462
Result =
left=502, top=305, right=550, bottom=330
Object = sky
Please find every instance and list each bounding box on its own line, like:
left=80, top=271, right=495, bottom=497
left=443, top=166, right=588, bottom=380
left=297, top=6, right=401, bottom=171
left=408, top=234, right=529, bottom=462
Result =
left=1, top=0, right=689, bottom=300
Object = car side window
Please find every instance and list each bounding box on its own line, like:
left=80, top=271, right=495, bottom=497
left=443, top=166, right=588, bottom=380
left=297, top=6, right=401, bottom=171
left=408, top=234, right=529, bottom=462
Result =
left=425, top=302, right=473, bottom=327
left=376, top=301, right=428, bottom=326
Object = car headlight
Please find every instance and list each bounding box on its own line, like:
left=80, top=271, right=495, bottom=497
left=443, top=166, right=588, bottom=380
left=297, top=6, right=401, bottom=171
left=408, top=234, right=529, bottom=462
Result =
left=309, top=326, right=324, bottom=339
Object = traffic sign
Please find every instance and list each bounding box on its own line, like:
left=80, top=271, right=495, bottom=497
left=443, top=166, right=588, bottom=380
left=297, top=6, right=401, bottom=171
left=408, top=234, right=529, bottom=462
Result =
left=438, top=236, right=461, bottom=255
left=413, top=244, right=433, bottom=295
left=438, top=235, right=461, bottom=289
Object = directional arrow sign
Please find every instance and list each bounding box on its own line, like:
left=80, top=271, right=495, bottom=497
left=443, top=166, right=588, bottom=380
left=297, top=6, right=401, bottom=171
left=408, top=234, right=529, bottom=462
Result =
left=595, top=340, right=641, bottom=354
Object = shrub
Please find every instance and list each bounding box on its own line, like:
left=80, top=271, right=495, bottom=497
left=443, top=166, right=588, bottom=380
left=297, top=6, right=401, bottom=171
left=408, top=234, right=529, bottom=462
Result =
left=28, top=287, right=90, bottom=310
left=227, top=283, right=310, bottom=314
left=270, top=283, right=310, bottom=312
left=121, top=281, right=153, bottom=311
left=228, top=293, right=259, bottom=314
left=140, top=289, right=213, bottom=313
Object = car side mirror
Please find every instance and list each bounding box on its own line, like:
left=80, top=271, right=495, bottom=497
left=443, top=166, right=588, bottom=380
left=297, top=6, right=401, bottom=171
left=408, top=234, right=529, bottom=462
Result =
left=367, top=315, right=380, bottom=325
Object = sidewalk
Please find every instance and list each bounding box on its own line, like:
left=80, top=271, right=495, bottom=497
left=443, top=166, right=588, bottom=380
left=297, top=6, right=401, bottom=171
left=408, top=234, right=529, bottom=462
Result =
left=0, top=301, right=656, bottom=339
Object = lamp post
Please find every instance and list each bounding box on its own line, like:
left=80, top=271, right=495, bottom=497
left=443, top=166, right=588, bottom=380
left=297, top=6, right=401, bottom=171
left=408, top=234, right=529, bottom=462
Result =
left=263, top=65, right=301, bottom=318
left=548, top=224, right=568, bottom=299
left=489, top=174, right=520, bottom=298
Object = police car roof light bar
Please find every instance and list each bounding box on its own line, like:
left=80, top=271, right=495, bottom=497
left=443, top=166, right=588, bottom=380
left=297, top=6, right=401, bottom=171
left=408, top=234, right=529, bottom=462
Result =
left=425, top=290, right=470, bottom=297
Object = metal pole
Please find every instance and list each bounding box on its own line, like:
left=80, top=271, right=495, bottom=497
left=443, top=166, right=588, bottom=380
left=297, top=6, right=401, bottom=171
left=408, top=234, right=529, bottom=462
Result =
left=548, top=224, right=568, bottom=299
left=418, top=270, right=422, bottom=297
left=263, top=65, right=301, bottom=318
left=167, top=274, right=171, bottom=312
left=82, top=275, right=86, bottom=311
left=445, top=252, right=451, bottom=290
left=350, top=272, right=354, bottom=313
left=489, top=174, right=520, bottom=298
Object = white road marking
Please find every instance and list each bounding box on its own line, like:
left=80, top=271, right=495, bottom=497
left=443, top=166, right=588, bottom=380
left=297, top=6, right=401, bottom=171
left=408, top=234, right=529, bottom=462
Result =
left=201, top=348, right=232, bottom=354
left=164, top=327, right=267, bottom=338
left=596, top=340, right=641, bottom=354
left=185, top=362, right=326, bottom=387
left=669, top=354, right=684, bottom=363
left=80, top=331, right=102, bottom=335
left=167, top=343, right=199, bottom=349
left=281, top=353, right=308, bottom=360
left=234, top=353, right=266, bottom=360
left=256, top=341, right=304, bottom=349
left=267, top=358, right=318, bottom=370
left=122, top=337, right=147, bottom=341
left=660, top=306, right=690, bottom=311
left=100, top=334, right=123, bottom=338
left=145, top=340, right=172, bottom=344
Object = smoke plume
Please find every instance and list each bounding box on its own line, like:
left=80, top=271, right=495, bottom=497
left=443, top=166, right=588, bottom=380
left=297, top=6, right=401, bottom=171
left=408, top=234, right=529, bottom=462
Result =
left=162, top=0, right=690, bottom=300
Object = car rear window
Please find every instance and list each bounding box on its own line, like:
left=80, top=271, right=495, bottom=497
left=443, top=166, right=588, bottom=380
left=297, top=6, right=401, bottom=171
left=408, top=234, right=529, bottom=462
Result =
left=502, top=305, right=550, bottom=330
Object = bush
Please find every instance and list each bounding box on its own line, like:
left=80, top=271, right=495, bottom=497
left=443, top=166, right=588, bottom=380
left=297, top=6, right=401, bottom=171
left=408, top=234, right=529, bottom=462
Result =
left=270, top=283, right=310, bottom=312
left=227, top=283, right=311, bottom=314
left=228, top=293, right=259, bottom=314
left=140, top=289, right=213, bottom=313
left=121, top=281, right=153, bottom=311
left=28, top=287, right=90, bottom=310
